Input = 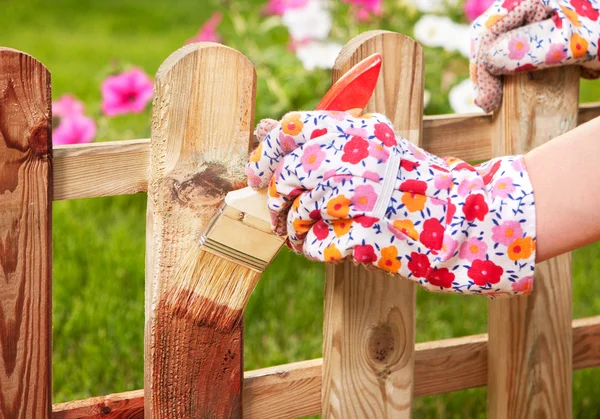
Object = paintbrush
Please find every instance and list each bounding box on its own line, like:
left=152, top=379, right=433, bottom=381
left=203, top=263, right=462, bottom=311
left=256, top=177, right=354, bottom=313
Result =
left=165, top=53, right=383, bottom=332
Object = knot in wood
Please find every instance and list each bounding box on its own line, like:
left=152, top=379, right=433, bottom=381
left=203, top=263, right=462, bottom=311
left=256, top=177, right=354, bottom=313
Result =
left=367, top=323, right=398, bottom=365
left=170, top=163, right=242, bottom=210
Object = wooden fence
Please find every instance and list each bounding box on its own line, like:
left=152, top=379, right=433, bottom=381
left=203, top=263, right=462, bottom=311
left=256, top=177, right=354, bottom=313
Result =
left=1, top=30, right=600, bottom=419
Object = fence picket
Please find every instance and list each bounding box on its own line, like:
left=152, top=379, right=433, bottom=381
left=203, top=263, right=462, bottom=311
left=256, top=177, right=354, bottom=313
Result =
left=323, top=31, right=424, bottom=418
left=145, top=43, right=256, bottom=418
left=488, top=67, right=577, bottom=419
left=0, top=48, right=52, bottom=419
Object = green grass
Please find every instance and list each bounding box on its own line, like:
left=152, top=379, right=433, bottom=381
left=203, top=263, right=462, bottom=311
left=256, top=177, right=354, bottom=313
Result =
left=3, top=0, right=600, bottom=416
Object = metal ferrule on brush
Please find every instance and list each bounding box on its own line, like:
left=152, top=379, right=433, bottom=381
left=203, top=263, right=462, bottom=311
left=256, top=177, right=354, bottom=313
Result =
left=200, top=187, right=286, bottom=272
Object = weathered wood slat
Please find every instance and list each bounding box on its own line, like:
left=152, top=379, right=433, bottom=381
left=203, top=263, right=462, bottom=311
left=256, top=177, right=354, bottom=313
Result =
left=145, top=43, right=256, bottom=418
left=51, top=103, right=600, bottom=202
left=488, top=68, right=578, bottom=419
left=53, top=139, right=148, bottom=200
left=0, top=47, right=52, bottom=419
left=51, top=316, right=600, bottom=419
left=322, top=30, right=422, bottom=419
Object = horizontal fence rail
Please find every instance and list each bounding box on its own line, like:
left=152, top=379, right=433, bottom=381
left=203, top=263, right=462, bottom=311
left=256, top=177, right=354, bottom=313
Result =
left=52, top=316, right=600, bottom=419
left=53, top=102, right=600, bottom=201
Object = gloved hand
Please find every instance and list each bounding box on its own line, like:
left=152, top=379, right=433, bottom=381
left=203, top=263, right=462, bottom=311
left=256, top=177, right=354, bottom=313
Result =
left=246, top=111, right=536, bottom=296
left=471, top=0, right=600, bottom=113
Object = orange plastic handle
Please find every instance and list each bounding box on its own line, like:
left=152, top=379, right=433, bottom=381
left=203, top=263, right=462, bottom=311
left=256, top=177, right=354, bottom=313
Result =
left=315, top=53, right=381, bottom=113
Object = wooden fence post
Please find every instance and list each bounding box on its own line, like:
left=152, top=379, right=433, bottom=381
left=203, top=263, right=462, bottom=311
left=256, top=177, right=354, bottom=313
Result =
left=323, top=31, right=424, bottom=418
left=145, top=43, right=256, bottom=418
left=0, top=48, right=53, bottom=418
left=488, top=67, right=577, bottom=418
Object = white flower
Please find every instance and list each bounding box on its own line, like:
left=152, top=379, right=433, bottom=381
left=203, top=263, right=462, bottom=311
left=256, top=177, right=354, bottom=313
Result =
left=410, top=0, right=447, bottom=13
left=282, top=0, right=331, bottom=41
left=449, top=79, right=482, bottom=114
left=424, top=90, right=431, bottom=108
left=295, top=41, right=343, bottom=71
left=445, top=23, right=471, bottom=58
left=414, top=15, right=471, bottom=57
left=413, top=15, right=454, bottom=49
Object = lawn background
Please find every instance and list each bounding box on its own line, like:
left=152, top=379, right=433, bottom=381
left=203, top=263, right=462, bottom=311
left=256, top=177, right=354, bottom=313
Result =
left=2, top=0, right=600, bottom=417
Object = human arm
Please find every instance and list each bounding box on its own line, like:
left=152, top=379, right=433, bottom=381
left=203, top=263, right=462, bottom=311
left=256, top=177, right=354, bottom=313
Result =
left=524, top=115, right=600, bottom=262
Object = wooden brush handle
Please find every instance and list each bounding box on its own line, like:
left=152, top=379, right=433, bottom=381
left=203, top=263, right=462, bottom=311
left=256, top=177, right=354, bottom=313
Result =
left=224, top=187, right=271, bottom=224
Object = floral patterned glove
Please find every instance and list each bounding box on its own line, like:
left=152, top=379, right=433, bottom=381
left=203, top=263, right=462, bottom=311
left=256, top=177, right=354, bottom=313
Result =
left=246, top=111, right=537, bottom=296
left=471, top=0, right=600, bottom=112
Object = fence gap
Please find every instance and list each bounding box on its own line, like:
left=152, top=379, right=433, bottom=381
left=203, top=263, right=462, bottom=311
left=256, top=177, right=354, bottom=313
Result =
left=0, top=48, right=53, bottom=419
left=487, top=67, right=577, bottom=418
left=323, top=30, right=424, bottom=418
left=145, top=43, right=256, bottom=418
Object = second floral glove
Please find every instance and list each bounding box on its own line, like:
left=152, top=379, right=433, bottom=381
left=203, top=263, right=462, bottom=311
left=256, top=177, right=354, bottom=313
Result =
left=246, top=111, right=537, bottom=296
left=471, top=0, right=600, bottom=112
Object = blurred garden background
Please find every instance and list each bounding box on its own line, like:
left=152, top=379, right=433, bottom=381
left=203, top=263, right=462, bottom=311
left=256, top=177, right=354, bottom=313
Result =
left=2, top=0, right=600, bottom=417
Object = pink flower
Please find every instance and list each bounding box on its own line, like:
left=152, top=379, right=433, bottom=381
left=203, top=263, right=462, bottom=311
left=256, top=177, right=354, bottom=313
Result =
left=301, top=143, right=326, bottom=171
left=101, top=68, right=153, bottom=117
left=52, top=94, right=85, bottom=118
left=464, top=0, right=494, bottom=22
left=492, top=220, right=523, bottom=246
left=545, top=43, right=568, bottom=65
left=459, top=237, right=488, bottom=262
left=264, top=0, right=309, bottom=15
left=492, top=177, right=515, bottom=199
left=343, top=0, right=383, bottom=20
left=511, top=276, right=533, bottom=294
left=344, top=127, right=367, bottom=137
left=279, top=132, right=298, bottom=154
left=53, top=115, right=97, bottom=145
left=368, top=141, right=389, bottom=162
left=512, top=157, right=526, bottom=172
left=323, top=170, right=337, bottom=181
left=457, top=178, right=483, bottom=197
left=246, top=167, right=262, bottom=189
left=363, top=170, right=380, bottom=182
left=508, top=36, right=530, bottom=60
left=186, top=12, right=223, bottom=44
left=434, top=173, right=452, bottom=190
left=438, top=236, right=458, bottom=261
left=352, top=184, right=377, bottom=212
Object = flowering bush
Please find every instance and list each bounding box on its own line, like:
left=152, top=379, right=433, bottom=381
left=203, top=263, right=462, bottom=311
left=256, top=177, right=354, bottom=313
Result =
left=52, top=0, right=493, bottom=145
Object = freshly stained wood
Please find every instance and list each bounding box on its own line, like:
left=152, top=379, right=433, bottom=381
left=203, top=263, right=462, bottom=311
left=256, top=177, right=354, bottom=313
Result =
left=488, top=67, right=578, bottom=419
left=0, top=48, right=52, bottom=419
left=53, top=139, right=148, bottom=200
left=50, top=316, right=600, bottom=419
left=145, top=43, right=256, bottom=418
left=52, top=390, right=144, bottom=419
left=323, top=31, right=423, bottom=418
left=50, top=104, right=600, bottom=202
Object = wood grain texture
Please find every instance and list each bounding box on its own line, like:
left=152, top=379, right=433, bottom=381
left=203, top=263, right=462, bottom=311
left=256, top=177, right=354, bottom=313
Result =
left=50, top=315, right=600, bottom=419
left=0, top=47, right=52, bottom=419
left=145, top=43, right=256, bottom=418
left=322, top=30, right=423, bottom=419
left=52, top=390, right=144, bottom=419
left=49, top=103, right=600, bottom=202
left=53, top=139, right=148, bottom=200
left=488, top=67, right=578, bottom=419
left=243, top=358, right=322, bottom=418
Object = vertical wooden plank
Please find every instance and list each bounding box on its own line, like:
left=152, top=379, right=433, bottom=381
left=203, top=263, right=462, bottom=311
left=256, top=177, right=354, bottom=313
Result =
left=0, top=48, right=52, bottom=418
left=323, top=31, right=423, bottom=418
left=488, top=67, right=577, bottom=418
left=145, top=43, right=256, bottom=418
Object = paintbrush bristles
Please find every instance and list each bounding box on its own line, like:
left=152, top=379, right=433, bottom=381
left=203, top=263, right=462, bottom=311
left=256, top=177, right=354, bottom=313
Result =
left=165, top=248, right=262, bottom=332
